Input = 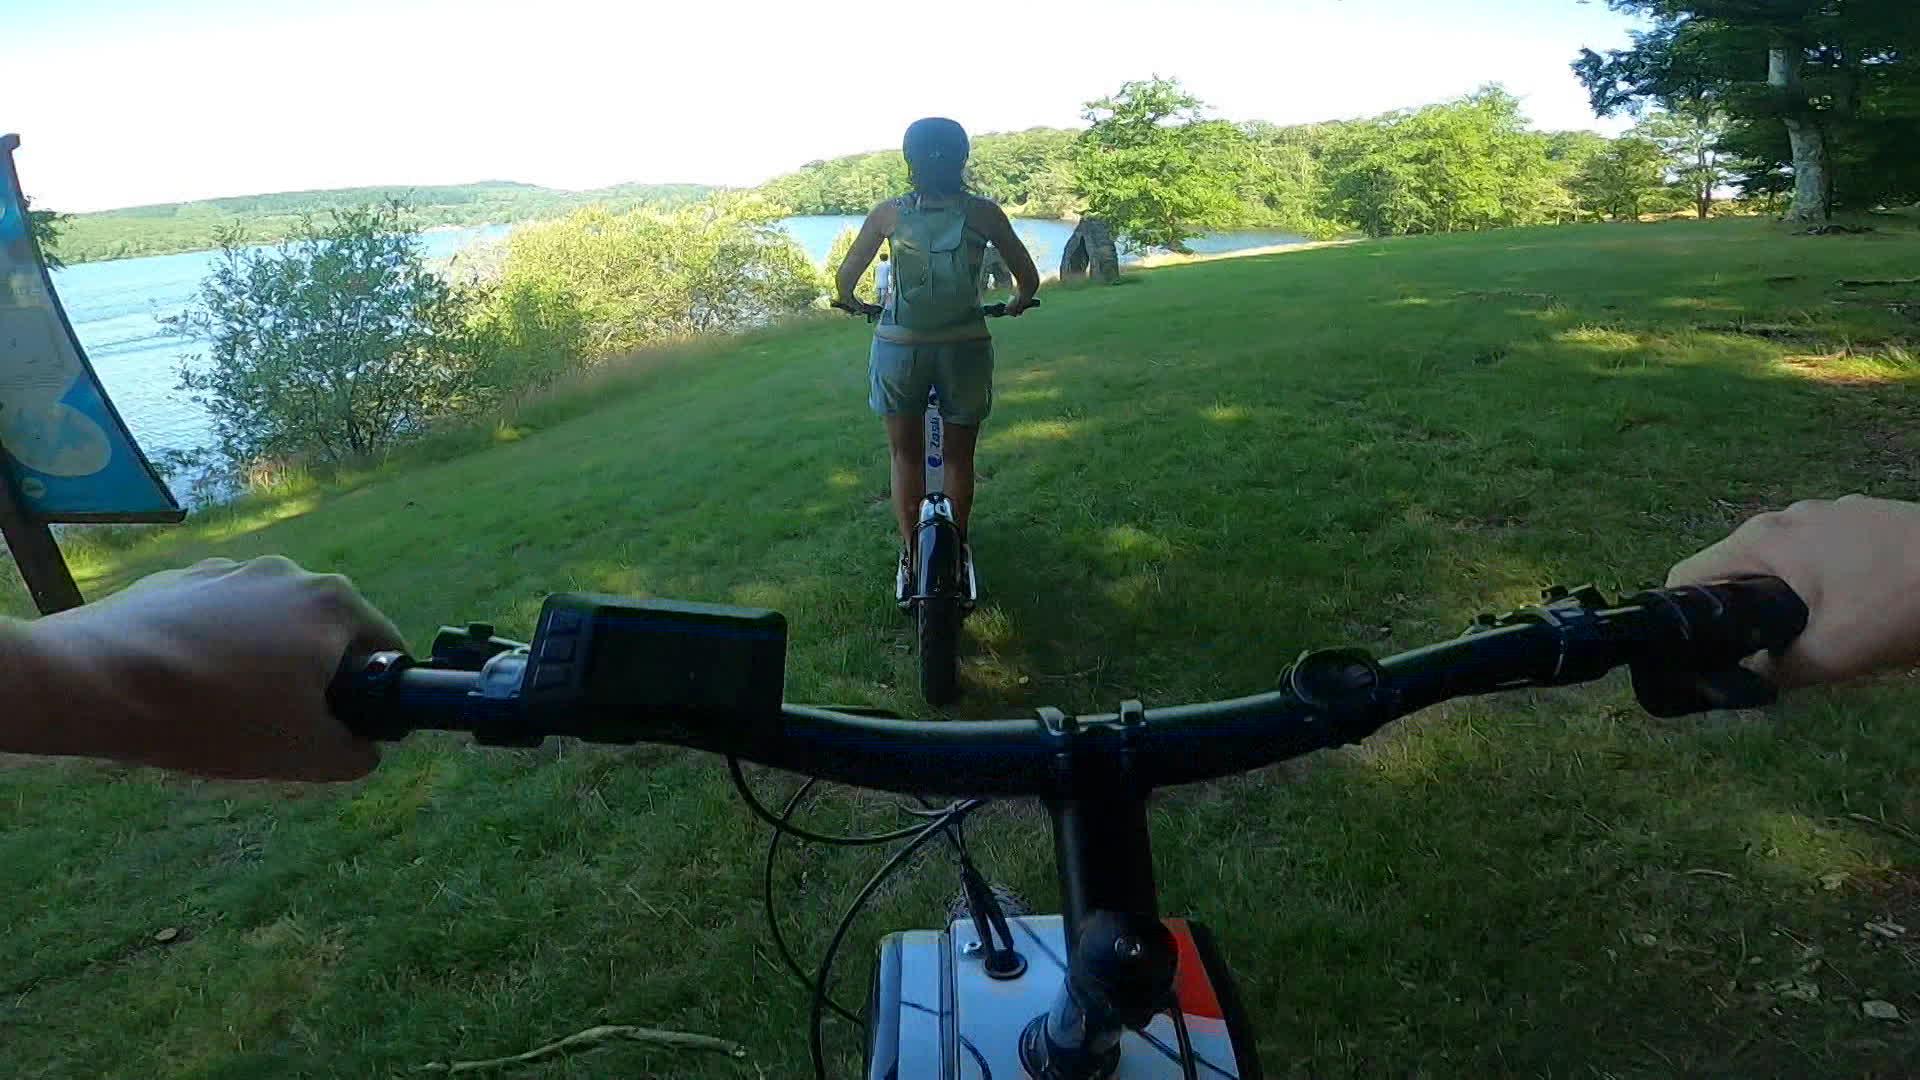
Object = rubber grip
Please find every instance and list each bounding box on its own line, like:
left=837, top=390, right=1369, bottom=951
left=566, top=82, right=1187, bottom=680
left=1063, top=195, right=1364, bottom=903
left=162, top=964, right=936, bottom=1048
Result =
left=1699, top=575, right=1809, bottom=656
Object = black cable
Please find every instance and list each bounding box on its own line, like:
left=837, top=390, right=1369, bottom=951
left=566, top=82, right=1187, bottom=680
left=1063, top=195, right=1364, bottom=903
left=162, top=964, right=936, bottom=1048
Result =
left=1169, top=1006, right=1201, bottom=1080
left=761, top=777, right=864, bottom=1027
left=809, top=800, right=984, bottom=1080
left=729, top=756, right=956, bottom=845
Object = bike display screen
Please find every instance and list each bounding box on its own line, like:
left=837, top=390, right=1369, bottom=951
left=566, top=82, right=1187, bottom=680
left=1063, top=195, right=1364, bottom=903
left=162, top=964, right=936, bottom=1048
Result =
left=531, top=594, right=787, bottom=718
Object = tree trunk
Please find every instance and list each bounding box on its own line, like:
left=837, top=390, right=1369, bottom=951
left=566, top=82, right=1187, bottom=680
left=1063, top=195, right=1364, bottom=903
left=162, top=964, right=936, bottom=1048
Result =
left=1768, top=46, right=1831, bottom=223
left=1696, top=146, right=1712, bottom=220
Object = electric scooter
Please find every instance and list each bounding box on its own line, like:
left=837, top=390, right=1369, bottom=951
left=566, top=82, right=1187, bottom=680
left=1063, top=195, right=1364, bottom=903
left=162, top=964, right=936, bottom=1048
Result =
left=831, top=298, right=1036, bottom=704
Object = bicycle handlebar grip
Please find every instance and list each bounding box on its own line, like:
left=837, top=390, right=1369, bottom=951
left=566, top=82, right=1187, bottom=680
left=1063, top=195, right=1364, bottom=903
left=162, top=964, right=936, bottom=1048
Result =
left=327, top=652, right=418, bottom=741
left=1655, top=575, right=1809, bottom=661
left=982, top=297, right=1040, bottom=317
left=1628, top=575, right=1808, bottom=716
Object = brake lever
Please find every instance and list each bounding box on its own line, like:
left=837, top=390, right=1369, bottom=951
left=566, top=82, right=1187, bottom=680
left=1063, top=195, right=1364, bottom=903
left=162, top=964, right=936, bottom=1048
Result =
left=426, top=622, right=529, bottom=671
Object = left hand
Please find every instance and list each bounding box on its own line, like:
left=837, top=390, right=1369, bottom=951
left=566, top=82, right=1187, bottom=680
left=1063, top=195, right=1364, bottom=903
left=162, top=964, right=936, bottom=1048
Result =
left=28, top=556, right=403, bottom=780
left=1005, top=293, right=1038, bottom=317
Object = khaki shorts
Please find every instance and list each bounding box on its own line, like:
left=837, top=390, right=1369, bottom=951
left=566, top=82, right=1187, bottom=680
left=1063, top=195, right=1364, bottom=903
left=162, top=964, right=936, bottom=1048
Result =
left=868, top=339, right=995, bottom=426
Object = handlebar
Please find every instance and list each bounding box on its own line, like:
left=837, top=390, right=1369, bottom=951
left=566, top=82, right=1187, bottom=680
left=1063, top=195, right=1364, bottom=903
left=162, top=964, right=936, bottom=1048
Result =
left=328, top=578, right=1806, bottom=799
left=830, top=298, right=1038, bottom=320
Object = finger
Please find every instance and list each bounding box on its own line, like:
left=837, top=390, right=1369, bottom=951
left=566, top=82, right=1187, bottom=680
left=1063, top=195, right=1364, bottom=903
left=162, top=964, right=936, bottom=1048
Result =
left=188, top=556, right=242, bottom=573
left=1665, top=509, right=1800, bottom=587
left=308, top=574, right=407, bottom=655
left=1666, top=536, right=1773, bottom=587
left=345, top=589, right=408, bottom=655
left=238, top=554, right=304, bottom=577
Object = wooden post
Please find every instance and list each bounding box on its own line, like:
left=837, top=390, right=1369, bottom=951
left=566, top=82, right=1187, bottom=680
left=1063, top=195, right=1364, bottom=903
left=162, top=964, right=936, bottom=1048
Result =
left=0, top=464, right=82, bottom=615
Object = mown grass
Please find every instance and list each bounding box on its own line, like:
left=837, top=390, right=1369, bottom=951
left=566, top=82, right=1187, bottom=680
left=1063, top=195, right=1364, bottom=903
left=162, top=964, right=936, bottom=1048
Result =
left=5, top=217, right=1919, bottom=1078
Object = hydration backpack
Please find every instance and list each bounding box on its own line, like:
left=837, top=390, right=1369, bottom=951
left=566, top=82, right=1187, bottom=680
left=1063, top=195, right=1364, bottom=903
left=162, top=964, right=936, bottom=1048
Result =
left=887, top=196, right=984, bottom=333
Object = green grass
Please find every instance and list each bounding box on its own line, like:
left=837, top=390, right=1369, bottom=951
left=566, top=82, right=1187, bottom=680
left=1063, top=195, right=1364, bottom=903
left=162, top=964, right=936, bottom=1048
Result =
left=6, top=217, right=1920, bottom=1077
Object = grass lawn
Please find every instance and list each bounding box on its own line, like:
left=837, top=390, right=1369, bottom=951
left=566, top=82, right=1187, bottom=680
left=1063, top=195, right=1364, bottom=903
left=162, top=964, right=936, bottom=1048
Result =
left=4, top=217, right=1918, bottom=1078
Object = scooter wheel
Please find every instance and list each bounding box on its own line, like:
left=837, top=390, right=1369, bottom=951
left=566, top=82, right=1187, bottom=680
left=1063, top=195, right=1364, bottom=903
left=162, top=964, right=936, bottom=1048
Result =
left=918, top=596, right=961, bottom=705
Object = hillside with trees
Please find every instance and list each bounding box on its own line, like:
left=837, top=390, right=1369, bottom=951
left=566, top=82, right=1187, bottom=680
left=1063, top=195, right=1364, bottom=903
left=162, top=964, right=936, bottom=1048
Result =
left=51, top=180, right=716, bottom=264
left=757, top=80, right=1763, bottom=251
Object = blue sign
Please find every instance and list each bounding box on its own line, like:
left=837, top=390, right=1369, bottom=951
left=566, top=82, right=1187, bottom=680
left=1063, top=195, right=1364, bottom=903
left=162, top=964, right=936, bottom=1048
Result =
left=0, top=134, right=181, bottom=523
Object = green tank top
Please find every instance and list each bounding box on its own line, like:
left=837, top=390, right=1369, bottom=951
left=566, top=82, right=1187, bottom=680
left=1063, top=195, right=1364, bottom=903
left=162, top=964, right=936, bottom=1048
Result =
left=876, top=195, right=990, bottom=344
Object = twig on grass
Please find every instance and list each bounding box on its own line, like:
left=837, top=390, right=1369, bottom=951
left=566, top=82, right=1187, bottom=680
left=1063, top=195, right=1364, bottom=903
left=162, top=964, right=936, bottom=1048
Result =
left=411, top=1024, right=747, bottom=1074
left=1848, top=811, right=1920, bottom=847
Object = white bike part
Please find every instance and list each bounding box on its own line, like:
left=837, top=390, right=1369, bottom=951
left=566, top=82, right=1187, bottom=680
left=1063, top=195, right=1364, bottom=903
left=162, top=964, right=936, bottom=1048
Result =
left=864, top=915, right=1250, bottom=1079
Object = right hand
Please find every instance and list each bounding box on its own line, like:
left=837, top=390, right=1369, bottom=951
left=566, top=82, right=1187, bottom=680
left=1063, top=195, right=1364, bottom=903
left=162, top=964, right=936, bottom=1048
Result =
left=1667, top=496, right=1920, bottom=686
left=27, top=556, right=403, bottom=780
left=1004, top=293, right=1038, bottom=317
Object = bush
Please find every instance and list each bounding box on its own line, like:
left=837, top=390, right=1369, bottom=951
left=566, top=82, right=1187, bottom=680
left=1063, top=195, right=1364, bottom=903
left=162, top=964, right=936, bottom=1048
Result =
left=824, top=227, right=877, bottom=302
left=492, top=195, right=820, bottom=357
left=166, top=202, right=490, bottom=468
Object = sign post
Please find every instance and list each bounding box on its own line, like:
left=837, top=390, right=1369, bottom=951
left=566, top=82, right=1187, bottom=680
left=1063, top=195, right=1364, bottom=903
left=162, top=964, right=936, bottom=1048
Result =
left=1, top=134, right=183, bottom=613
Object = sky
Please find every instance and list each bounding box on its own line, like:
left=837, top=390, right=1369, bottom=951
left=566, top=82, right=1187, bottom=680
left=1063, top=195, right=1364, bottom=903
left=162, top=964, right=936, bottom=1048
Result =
left=3, top=0, right=1645, bottom=212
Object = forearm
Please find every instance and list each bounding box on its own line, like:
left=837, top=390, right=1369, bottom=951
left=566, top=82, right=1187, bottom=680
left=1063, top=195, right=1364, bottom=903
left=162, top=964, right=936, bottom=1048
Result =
left=835, top=263, right=865, bottom=302
left=1006, top=247, right=1041, bottom=299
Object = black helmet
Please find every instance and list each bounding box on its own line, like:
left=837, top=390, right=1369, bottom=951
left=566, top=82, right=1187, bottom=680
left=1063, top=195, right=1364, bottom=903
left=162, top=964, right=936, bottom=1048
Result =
left=903, top=117, right=970, bottom=167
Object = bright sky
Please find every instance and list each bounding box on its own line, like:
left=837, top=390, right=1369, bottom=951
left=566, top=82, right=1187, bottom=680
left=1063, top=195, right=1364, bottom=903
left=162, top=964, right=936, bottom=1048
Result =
left=4, top=0, right=1643, bottom=212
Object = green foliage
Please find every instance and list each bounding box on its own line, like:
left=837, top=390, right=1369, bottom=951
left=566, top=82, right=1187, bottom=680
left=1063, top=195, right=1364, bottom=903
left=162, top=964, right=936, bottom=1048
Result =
left=1571, top=136, right=1675, bottom=220
left=824, top=227, right=876, bottom=301
left=166, top=203, right=489, bottom=467
left=759, top=152, right=910, bottom=216
left=461, top=274, right=591, bottom=410
left=1072, top=77, right=1243, bottom=252
left=22, top=194, right=66, bottom=270
left=1319, top=87, right=1573, bottom=237
left=1575, top=0, right=1920, bottom=211
left=759, top=129, right=1082, bottom=218
left=964, top=128, right=1081, bottom=218
left=490, top=195, right=819, bottom=357
left=1634, top=100, right=1731, bottom=218
left=55, top=181, right=716, bottom=265
left=1227, top=122, right=1342, bottom=237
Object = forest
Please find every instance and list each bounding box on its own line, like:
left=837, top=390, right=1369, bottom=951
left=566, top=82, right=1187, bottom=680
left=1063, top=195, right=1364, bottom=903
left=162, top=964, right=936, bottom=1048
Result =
left=48, top=180, right=714, bottom=264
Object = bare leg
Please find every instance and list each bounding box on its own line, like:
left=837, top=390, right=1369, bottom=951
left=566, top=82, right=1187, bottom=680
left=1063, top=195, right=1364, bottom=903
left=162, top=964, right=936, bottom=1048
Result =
left=943, top=422, right=980, bottom=536
left=883, top=414, right=925, bottom=549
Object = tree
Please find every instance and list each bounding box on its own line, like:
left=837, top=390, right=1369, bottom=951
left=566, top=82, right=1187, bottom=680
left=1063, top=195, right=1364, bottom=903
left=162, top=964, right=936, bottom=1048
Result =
left=967, top=128, right=1081, bottom=217
left=1229, top=122, right=1340, bottom=236
left=1319, top=87, right=1572, bottom=237
left=1634, top=99, right=1730, bottom=217
left=1072, top=77, right=1243, bottom=252
left=493, top=195, right=819, bottom=355
left=1575, top=1, right=1920, bottom=222
left=166, top=203, right=486, bottom=467
left=23, top=195, right=65, bottom=270
left=1571, top=136, right=1673, bottom=220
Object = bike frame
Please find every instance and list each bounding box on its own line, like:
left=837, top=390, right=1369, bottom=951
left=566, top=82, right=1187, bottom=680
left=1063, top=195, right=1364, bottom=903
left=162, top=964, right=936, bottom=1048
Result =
left=925, top=387, right=944, bottom=501
left=912, top=388, right=973, bottom=608
left=863, top=777, right=1262, bottom=1079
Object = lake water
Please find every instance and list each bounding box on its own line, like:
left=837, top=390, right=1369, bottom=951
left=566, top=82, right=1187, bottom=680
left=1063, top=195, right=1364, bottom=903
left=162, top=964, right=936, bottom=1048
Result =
left=50, top=217, right=1302, bottom=494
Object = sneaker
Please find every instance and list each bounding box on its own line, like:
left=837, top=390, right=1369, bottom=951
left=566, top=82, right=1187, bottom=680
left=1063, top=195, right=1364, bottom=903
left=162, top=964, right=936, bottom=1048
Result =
left=894, top=546, right=913, bottom=609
